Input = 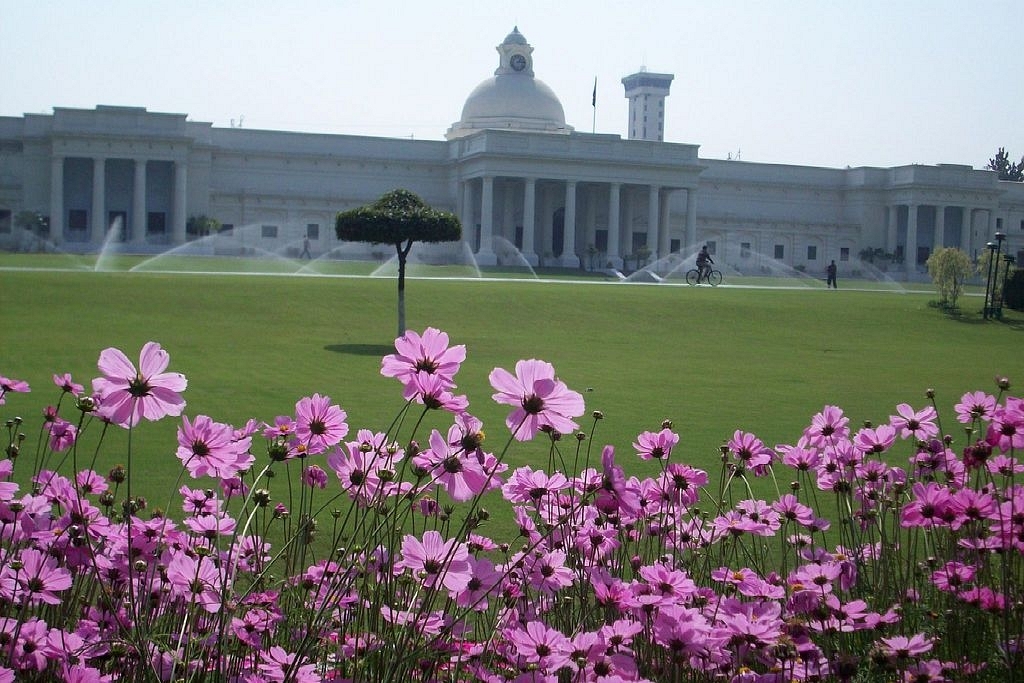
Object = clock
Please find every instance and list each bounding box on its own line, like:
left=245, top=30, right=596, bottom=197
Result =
left=509, top=54, right=527, bottom=72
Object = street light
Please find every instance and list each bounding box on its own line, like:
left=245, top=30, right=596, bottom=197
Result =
left=999, top=254, right=1016, bottom=318
left=983, top=241, right=998, bottom=319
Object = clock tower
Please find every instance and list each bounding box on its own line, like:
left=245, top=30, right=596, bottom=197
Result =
left=495, top=26, right=534, bottom=77
left=622, top=69, right=674, bottom=142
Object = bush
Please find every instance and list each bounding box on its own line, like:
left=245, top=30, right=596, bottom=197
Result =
left=1, top=336, right=1022, bottom=682
left=1004, top=268, right=1024, bottom=311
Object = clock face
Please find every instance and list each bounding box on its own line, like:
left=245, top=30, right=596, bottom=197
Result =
left=510, top=54, right=527, bottom=72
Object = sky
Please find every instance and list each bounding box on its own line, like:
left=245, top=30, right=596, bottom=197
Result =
left=2, top=0, right=1021, bottom=170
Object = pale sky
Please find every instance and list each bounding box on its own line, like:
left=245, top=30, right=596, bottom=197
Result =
left=2, top=0, right=1021, bottom=170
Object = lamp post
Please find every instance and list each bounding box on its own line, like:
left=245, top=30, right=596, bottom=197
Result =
left=998, top=254, right=1016, bottom=319
left=983, top=241, right=998, bottom=319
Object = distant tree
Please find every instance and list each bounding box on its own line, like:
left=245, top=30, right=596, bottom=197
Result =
left=986, top=147, right=1024, bottom=181
left=336, top=189, right=461, bottom=336
left=14, top=211, right=49, bottom=236
left=187, top=215, right=221, bottom=237
left=926, top=247, right=972, bottom=309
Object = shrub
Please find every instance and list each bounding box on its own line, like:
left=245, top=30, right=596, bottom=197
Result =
left=926, top=247, right=972, bottom=308
left=1004, top=268, right=1024, bottom=311
left=0, top=337, right=1022, bottom=682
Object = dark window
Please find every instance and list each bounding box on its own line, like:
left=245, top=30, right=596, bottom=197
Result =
left=996, top=218, right=1003, bottom=230
left=840, top=247, right=850, bottom=261
left=706, top=241, right=717, bottom=255
left=306, top=223, right=319, bottom=239
left=0, top=210, right=10, bottom=234
left=669, top=238, right=680, bottom=253
left=807, top=245, right=817, bottom=260
left=740, top=242, right=751, bottom=258
left=68, top=209, right=88, bottom=231
left=261, top=224, right=278, bottom=238
left=147, top=212, right=166, bottom=234
left=774, top=244, right=785, bottom=260
left=220, top=223, right=233, bottom=235
left=595, top=229, right=608, bottom=252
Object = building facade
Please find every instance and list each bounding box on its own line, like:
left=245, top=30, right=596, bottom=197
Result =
left=2, top=27, right=1022, bottom=277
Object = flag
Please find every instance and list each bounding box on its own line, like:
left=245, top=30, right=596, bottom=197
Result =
left=592, top=78, right=597, bottom=107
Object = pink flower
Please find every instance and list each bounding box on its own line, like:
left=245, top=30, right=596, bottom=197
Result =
left=633, top=428, right=679, bottom=460
left=955, top=391, right=998, bottom=424
left=176, top=414, right=253, bottom=479
left=877, top=633, right=933, bottom=659
left=52, top=372, right=84, bottom=395
left=0, top=375, right=30, bottom=405
left=889, top=403, right=939, bottom=440
left=91, top=342, right=186, bottom=427
left=395, top=530, right=472, bottom=594
left=294, top=393, right=348, bottom=455
left=165, top=553, right=223, bottom=613
left=12, top=548, right=72, bottom=605
left=381, top=327, right=465, bottom=388
left=854, top=423, right=897, bottom=454
left=503, top=620, right=573, bottom=670
left=489, top=359, right=584, bottom=441
left=727, top=430, right=774, bottom=474
left=258, top=646, right=322, bottom=682
left=412, top=429, right=490, bottom=502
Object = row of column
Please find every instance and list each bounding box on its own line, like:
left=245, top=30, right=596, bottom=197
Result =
left=886, top=203, right=994, bottom=268
left=464, top=176, right=698, bottom=268
left=49, top=156, right=188, bottom=247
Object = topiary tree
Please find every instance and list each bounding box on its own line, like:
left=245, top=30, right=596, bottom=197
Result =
left=926, top=247, right=972, bottom=309
left=336, top=189, right=461, bottom=336
left=1002, top=267, right=1024, bottom=311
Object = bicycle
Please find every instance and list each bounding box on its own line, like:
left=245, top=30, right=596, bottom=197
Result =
left=685, top=267, right=723, bottom=286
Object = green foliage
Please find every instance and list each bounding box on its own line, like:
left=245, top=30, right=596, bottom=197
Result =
left=335, top=188, right=461, bottom=246
left=977, top=248, right=1012, bottom=298
left=926, top=247, right=972, bottom=308
left=857, top=246, right=895, bottom=263
left=986, top=146, right=1024, bottom=181
left=1004, top=268, right=1024, bottom=311
left=186, top=214, right=221, bottom=236
left=13, top=210, right=49, bottom=235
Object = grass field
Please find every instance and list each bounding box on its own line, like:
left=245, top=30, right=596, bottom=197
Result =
left=2, top=253, right=1021, bottom=528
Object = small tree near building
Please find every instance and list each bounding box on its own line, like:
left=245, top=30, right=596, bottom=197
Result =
left=926, top=247, right=972, bottom=309
left=336, top=189, right=461, bottom=336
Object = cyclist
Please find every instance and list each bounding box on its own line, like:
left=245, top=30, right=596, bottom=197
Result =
left=696, top=245, right=714, bottom=283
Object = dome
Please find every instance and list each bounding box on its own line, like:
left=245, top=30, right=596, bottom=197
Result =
left=446, top=28, right=573, bottom=139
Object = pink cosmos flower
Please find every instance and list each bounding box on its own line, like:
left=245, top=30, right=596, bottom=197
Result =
left=258, top=646, right=322, bottom=683
left=955, top=391, right=998, bottom=424
left=381, top=327, right=466, bottom=388
left=0, top=375, right=30, bottom=405
left=12, top=548, right=73, bottom=605
left=877, top=633, right=933, bottom=659
left=402, top=370, right=469, bottom=414
left=395, top=530, right=472, bottom=594
left=412, top=428, right=490, bottom=502
left=986, top=402, right=1024, bottom=451
left=633, top=428, right=679, bottom=460
left=176, top=414, right=253, bottom=479
left=91, top=342, right=186, bottom=427
left=503, top=620, right=573, bottom=670
left=52, top=372, right=84, bottom=395
left=165, top=553, right=223, bottom=613
left=489, top=359, right=584, bottom=441
left=728, top=430, right=775, bottom=474
left=853, top=423, right=897, bottom=455
left=889, top=403, right=939, bottom=440
left=293, top=393, right=348, bottom=455
left=805, top=405, right=850, bottom=445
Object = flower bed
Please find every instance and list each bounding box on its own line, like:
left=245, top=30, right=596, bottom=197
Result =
left=0, top=331, right=1021, bottom=682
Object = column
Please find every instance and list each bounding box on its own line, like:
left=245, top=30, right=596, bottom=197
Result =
left=560, top=181, right=579, bottom=267
left=477, top=176, right=496, bottom=265
left=521, top=178, right=538, bottom=265
left=647, top=185, right=660, bottom=259
left=906, top=203, right=918, bottom=275
left=132, top=159, right=147, bottom=245
left=173, top=161, right=187, bottom=245
left=886, top=205, right=899, bottom=253
left=933, top=205, right=945, bottom=252
left=658, top=189, right=672, bottom=257
left=91, top=157, right=106, bottom=245
left=49, top=155, right=64, bottom=241
left=607, top=182, right=622, bottom=269
left=960, top=207, right=972, bottom=254
left=685, top=187, right=698, bottom=249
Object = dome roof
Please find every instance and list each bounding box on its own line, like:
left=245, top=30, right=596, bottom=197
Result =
left=446, top=28, right=572, bottom=139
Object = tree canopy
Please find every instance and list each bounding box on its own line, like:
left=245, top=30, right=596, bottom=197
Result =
left=336, top=189, right=462, bottom=336
left=986, top=147, right=1024, bottom=182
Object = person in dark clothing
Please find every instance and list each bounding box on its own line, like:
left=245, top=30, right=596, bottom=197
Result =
left=696, top=245, right=714, bottom=283
left=826, top=260, right=837, bottom=288
left=301, top=237, right=312, bottom=259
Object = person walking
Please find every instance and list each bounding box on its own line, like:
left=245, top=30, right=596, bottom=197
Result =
left=301, top=236, right=312, bottom=259
left=826, top=260, right=837, bottom=288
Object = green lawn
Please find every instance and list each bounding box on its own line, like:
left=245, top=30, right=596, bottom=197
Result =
left=1, top=254, right=1019, bottom=527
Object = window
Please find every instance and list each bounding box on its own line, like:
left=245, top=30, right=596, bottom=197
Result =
left=306, top=223, right=320, bottom=239
left=147, top=212, right=166, bottom=234
left=261, top=224, right=278, bottom=238
left=595, top=229, right=608, bottom=252
left=68, top=209, right=88, bottom=231
left=740, top=242, right=751, bottom=258
left=774, top=244, right=785, bottom=260
left=0, top=210, right=10, bottom=234
left=669, top=238, right=680, bottom=253
left=220, top=223, right=233, bottom=235
left=706, top=241, right=717, bottom=255
left=840, top=247, right=850, bottom=261
left=996, top=218, right=1003, bottom=230
left=1019, top=219, right=1023, bottom=232
left=807, top=245, right=817, bottom=260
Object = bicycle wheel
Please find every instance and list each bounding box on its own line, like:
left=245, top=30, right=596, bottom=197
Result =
left=707, top=270, right=723, bottom=286
left=685, top=269, right=700, bottom=286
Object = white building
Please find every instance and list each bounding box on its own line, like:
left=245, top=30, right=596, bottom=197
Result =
left=2, top=27, right=1022, bottom=277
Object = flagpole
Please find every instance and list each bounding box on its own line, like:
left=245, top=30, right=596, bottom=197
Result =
left=592, top=77, right=597, bottom=133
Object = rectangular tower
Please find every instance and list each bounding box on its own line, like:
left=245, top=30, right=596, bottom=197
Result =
left=622, top=71, right=674, bottom=142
